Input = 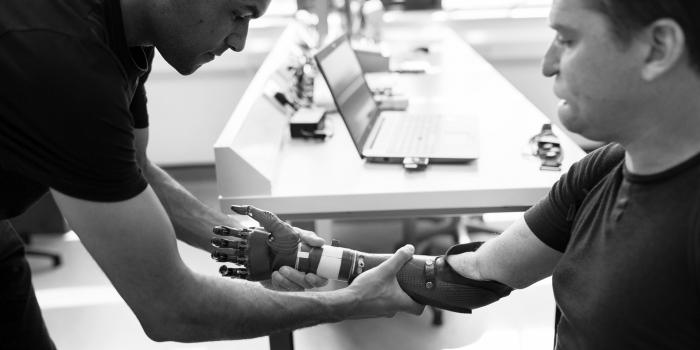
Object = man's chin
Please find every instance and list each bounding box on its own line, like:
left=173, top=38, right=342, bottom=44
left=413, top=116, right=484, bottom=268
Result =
left=161, top=54, right=201, bottom=76
left=559, top=114, right=583, bottom=134
left=173, top=63, right=200, bottom=76
left=559, top=114, right=606, bottom=142
left=175, top=53, right=216, bottom=75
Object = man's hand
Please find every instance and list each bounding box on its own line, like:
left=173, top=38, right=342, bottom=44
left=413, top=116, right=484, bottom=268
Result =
left=268, top=227, right=328, bottom=291
left=345, top=245, right=425, bottom=318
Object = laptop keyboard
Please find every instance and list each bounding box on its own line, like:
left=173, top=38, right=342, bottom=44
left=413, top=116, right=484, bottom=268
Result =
left=386, top=115, right=441, bottom=155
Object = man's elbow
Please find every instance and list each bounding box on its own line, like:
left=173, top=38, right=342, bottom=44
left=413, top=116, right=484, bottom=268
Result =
left=128, top=281, right=203, bottom=342
left=503, top=272, right=549, bottom=290
left=131, top=278, right=232, bottom=342
left=142, top=324, right=170, bottom=343
left=508, top=279, right=533, bottom=290
left=137, top=304, right=189, bottom=342
left=138, top=302, right=244, bottom=343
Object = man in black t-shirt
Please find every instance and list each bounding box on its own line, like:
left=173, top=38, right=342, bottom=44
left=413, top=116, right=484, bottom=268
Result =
left=0, top=0, right=423, bottom=348
left=444, top=0, right=700, bottom=348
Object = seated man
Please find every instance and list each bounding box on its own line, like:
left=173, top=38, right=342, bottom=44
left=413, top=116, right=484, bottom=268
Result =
left=0, top=0, right=422, bottom=348
left=447, top=0, right=700, bottom=347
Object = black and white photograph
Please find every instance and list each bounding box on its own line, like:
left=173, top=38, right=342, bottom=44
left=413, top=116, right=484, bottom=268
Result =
left=2, top=0, right=699, bottom=349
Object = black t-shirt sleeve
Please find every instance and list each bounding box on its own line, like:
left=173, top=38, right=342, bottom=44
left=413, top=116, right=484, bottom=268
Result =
left=0, top=31, right=147, bottom=201
left=524, top=143, right=625, bottom=252
left=130, top=49, right=153, bottom=129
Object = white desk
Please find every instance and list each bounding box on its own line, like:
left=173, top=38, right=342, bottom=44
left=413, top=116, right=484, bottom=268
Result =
left=214, top=21, right=585, bottom=220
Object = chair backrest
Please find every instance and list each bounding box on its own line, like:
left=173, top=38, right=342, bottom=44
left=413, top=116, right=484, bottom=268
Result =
left=9, top=193, right=67, bottom=236
left=380, top=0, right=442, bottom=11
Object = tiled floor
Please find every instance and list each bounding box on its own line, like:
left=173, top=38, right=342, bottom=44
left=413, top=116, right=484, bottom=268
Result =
left=28, top=166, right=556, bottom=350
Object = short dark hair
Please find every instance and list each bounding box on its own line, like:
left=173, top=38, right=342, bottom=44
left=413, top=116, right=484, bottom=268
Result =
left=585, top=0, right=700, bottom=73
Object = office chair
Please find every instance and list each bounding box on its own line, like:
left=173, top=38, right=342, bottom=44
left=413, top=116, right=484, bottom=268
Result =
left=9, top=193, right=65, bottom=268
left=380, top=0, right=442, bottom=11
left=16, top=230, right=62, bottom=267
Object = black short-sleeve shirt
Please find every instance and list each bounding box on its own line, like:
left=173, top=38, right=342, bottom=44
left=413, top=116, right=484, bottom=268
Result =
left=0, top=0, right=154, bottom=219
left=525, top=143, right=700, bottom=348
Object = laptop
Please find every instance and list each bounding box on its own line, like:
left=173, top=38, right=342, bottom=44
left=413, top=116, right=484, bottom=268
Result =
left=314, top=35, right=479, bottom=164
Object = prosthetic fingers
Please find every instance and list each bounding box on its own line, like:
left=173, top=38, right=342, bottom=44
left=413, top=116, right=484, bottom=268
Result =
left=211, top=205, right=512, bottom=313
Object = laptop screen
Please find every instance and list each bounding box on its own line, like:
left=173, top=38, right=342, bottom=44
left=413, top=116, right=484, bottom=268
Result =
left=315, top=35, right=378, bottom=154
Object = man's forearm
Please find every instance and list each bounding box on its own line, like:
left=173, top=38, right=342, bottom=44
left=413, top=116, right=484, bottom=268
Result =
left=142, top=161, right=237, bottom=252
left=153, top=272, right=355, bottom=342
left=157, top=244, right=420, bottom=342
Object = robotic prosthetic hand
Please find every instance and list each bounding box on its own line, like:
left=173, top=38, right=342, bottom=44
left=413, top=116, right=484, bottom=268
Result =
left=211, top=205, right=512, bottom=313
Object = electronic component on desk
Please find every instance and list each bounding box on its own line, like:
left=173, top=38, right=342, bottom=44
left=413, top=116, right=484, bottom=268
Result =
left=403, top=157, right=429, bottom=171
left=391, top=60, right=431, bottom=74
left=289, top=107, right=331, bottom=140
left=375, top=94, right=409, bottom=111
left=414, top=46, right=430, bottom=54
left=529, top=123, right=563, bottom=171
left=371, top=87, right=408, bottom=110
left=263, top=81, right=293, bottom=115
left=273, top=92, right=299, bottom=115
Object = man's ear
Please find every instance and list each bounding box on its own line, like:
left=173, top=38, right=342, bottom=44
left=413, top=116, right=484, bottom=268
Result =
left=640, top=18, right=686, bottom=81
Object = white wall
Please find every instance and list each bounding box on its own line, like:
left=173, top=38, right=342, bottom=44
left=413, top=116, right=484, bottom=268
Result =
left=145, top=26, right=285, bottom=166
left=451, top=16, right=602, bottom=151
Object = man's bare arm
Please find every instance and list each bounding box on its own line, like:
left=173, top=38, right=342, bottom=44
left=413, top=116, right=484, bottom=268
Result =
left=447, top=216, right=562, bottom=289
left=133, top=129, right=235, bottom=252
left=140, top=158, right=230, bottom=251
left=51, top=187, right=422, bottom=342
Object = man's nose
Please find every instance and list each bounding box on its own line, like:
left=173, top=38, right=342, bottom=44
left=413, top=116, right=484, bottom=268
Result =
left=541, top=42, right=559, bottom=78
left=226, top=21, right=250, bottom=52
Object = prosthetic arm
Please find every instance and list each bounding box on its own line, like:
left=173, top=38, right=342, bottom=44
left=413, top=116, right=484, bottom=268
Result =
left=212, top=206, right=512, bottom=313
